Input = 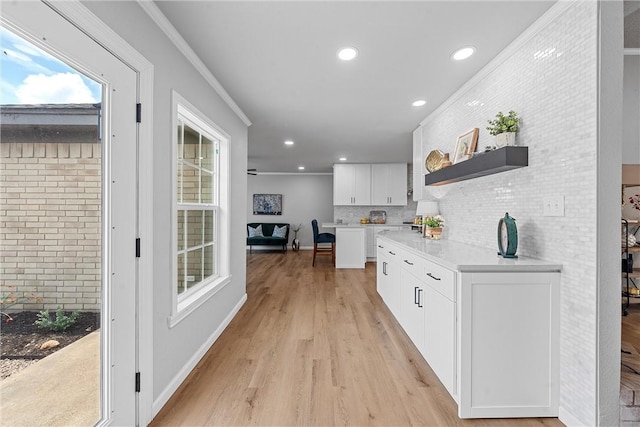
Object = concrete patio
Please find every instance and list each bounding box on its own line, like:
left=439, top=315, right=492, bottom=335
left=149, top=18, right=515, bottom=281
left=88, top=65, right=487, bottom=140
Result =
left=0, top=331, right=100, bottom=426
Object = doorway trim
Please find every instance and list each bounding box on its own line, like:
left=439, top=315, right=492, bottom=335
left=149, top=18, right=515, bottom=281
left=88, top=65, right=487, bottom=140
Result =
left=44, top=1, right=155, bottom=424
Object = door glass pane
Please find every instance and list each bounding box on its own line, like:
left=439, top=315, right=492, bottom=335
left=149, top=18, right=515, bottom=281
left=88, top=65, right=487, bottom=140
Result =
left=0, top=26, right=102, bottom=425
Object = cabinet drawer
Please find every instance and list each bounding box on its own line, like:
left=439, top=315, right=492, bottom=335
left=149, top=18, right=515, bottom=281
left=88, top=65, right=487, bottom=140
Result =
left=421, top=260, right=456, bottom=301
left=398, top=248, right=423, bottom=278
left=377, top=239, right=401, bottom=260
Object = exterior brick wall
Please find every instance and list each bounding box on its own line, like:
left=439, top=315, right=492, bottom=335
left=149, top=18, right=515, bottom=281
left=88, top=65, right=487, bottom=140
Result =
left=0, top=142, right=101, bottom=312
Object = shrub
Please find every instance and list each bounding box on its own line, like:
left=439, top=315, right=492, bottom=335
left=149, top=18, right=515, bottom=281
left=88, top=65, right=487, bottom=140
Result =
left=35, top=308, right=80, bottom=332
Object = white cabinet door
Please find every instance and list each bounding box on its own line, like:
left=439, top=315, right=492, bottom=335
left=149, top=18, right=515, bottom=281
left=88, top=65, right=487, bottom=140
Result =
left=333, top=164, right=354, bottom=205
left=333, top=164, right=371, bottom=205
left=352, top=164, right=371, bottom=205
left=371, top=164, right=407, bottom=206
left=412, top=127, right=425, bottom=201
left=400, top=269, right=425, bottom=356
left=423, top=283, right=456, bottom=395
left=376, top=239, right=401, bottom=316
left=457, top=271, right=559, bottom=419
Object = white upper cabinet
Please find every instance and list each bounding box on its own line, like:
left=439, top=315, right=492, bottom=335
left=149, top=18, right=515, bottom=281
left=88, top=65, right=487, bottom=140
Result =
left=371, top=163, right=407, bottom=206
left=333, top=163, right=371, bottom=205
left=412, top=126, right=425, bottom=201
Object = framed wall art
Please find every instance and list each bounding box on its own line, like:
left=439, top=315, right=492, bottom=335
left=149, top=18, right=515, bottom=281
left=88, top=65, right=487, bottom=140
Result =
left=453, top=128, right=479, bottom=164
left=253, top=194, right=282, bottom=215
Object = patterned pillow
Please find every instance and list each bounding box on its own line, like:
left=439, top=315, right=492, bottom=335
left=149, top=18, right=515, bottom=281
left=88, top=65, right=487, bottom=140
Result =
left=272, top=224, right=287, bottom=238
left=248, top=224, right=264, bottom=238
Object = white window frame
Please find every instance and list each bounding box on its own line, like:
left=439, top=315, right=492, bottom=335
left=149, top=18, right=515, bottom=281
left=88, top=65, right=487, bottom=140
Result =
left=169, top=91, right=230, bottom=327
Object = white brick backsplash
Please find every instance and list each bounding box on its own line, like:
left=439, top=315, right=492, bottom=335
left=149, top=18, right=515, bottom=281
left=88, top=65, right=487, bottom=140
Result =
left=418, top=3, right=598, bottom=424
left=0, top=142, right=101, bottom=312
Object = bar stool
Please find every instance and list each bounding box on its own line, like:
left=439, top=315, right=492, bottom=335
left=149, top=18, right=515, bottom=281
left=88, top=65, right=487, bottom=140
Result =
left=311, top=219, right=335, bottom=266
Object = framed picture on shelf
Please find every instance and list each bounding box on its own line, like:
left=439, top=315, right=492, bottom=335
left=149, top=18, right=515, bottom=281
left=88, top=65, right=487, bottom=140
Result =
left=453, top=128, right=479, bottom=164
left=253, top=194, right=282, bottom=215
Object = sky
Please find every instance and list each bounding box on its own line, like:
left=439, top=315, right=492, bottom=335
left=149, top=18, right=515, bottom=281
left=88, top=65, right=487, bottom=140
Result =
left=0, top=27, right=101, bottom=105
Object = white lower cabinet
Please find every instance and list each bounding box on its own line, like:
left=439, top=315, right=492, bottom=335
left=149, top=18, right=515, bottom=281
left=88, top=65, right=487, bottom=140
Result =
left=376, top=240, right=401, bottom=316
left=376, top=235, right=560, bottom=419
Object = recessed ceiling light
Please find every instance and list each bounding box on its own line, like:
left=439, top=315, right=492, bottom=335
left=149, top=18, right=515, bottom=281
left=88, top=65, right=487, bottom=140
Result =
left=412, top=100, right=427, bottom=107
left=298, top=166, right=305, bottom=170
left=339, top=157, right=347, bottom=161
left=337, top=47, right=358, bottom=61
left=284, top=140, right=294, bottom=145
left=451, top=46, right=476, bottom=61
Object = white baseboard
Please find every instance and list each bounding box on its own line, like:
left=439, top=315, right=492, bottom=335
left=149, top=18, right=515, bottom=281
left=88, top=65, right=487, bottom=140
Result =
left=559, top=406, right=589, bottom=427
left=151, top=293, right=247, bottom=416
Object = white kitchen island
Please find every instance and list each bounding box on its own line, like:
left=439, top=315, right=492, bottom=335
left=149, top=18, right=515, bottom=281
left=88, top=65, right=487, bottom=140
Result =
left=377, top=230, right=562, bottom=419
left=322, top=223, right=413, bottom=268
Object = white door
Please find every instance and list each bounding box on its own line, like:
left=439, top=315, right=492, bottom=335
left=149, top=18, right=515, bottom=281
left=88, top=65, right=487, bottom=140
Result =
left=1, top=2, right=138, bottom=425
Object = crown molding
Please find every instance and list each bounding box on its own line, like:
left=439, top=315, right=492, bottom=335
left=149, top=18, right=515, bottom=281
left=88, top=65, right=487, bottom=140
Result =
left=137, top=1, right=251, bottom=127
left=419, top=0, right=576, bottom=128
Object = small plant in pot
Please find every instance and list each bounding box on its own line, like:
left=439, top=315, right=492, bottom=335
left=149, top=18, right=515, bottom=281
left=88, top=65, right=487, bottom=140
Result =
left=486, top=110, right=520, bottom=148
left=423, top=215, right=445, bottom=240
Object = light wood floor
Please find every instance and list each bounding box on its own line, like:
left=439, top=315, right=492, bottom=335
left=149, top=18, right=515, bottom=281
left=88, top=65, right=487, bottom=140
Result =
left=150, top=250, right=563, bottom=426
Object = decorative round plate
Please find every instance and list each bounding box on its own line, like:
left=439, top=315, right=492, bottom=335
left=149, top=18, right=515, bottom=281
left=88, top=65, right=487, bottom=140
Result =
left=426, top=149, right=445, bottom=173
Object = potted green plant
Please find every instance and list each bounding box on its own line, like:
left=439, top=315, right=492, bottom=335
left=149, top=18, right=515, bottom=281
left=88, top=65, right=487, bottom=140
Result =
left=486, top=110, right=520, bottom=148
left=423, top=215, right=445, bottom=240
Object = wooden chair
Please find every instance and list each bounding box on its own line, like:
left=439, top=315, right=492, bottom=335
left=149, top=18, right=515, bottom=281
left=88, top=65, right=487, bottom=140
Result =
left=311, top=219, right=335, bottom=266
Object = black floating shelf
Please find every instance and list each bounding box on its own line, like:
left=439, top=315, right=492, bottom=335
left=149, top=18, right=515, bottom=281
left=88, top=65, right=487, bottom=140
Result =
left=424, top=146, right=528, bottom=186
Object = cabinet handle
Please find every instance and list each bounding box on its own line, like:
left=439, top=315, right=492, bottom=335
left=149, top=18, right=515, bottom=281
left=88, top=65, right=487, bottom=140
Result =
left=417, top=289, right=423, bottom=308
left=377, top=245, right=383, bottom=248
left=426, top=272, right=441, bottom=281
left=389, top=251, right=396, bottom=256
left=414, top=286, right=419, bottom=304
left=403, top=259, right=414, bottom=266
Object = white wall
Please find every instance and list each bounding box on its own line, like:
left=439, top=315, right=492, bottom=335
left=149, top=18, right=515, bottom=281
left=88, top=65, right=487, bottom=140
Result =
left=83, top=1, right=249, bottom=415
left=418, top=2, right=619, bottom=424
left=247, top=174, right=333, bottom=248
left=624, top=54, right=640, bottom=163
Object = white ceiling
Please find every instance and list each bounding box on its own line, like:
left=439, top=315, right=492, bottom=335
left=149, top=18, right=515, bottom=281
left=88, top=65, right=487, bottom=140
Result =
left=155, top=1, right=560, bottom=173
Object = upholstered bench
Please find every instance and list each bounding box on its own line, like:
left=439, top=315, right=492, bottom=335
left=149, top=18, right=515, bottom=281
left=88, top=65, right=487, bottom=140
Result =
left=247, top=223, right=290, bottom=253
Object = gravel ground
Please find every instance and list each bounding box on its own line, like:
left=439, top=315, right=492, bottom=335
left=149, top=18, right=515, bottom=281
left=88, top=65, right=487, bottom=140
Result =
left=0, top=359, right=39, bottom=380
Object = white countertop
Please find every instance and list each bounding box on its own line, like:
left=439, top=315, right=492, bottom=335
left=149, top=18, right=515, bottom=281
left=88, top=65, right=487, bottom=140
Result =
left=378, top=230, right=562, bottom=273
left=322, top=222, right=413, bottom=228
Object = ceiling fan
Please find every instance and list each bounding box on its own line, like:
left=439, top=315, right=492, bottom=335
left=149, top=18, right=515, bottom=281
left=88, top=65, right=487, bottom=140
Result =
left=247, top=168, right=257, bottom=176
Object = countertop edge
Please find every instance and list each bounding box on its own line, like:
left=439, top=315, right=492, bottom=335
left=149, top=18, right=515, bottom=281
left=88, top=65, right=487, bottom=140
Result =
left=378, top=232, right=563, bottom=273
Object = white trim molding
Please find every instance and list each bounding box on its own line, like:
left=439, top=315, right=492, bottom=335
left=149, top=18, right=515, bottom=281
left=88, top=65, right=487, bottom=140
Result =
left=625, top=48, right=640, bottom=55
left=137, top=0, right=251, bottom=126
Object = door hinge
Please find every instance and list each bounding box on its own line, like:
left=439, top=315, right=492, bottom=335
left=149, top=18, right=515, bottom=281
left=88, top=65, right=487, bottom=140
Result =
left=136, top=103, right=142, bottom=123
left=135, top=238, right=141, bottom=258
left=135, top=372, right=141, bottom=392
